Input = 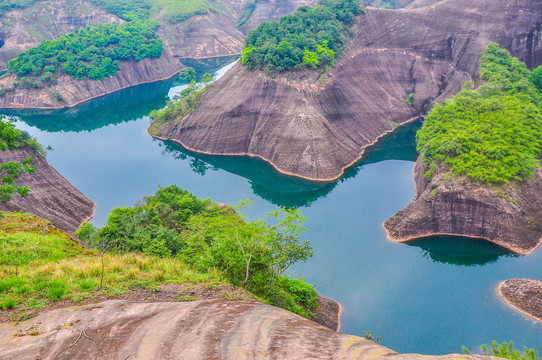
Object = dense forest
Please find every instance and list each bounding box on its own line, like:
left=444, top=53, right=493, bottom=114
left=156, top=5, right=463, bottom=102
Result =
left=76, top=185, right=317, bottom=317
left=241, top=0, right=362, bottom=72
left=417, top=43, right=542, bottom=185
left=0, top=0, right=38, bottom=17
left=6, top=20, right=163, bottom=87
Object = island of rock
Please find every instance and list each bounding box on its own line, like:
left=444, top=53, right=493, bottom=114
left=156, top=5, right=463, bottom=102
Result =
left=498, top=278, right=542, bottom=322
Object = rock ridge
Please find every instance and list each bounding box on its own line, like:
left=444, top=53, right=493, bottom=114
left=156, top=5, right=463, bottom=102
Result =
left=156, top=0, right=542, bottom=181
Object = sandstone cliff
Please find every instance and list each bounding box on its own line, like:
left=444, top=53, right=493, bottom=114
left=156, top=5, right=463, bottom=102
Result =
left=156, top=0, right=542, bottom=181
left=0, top=148, right=95, bottom=234
left=498, top=278, right=542, bottom=322
left=0, top=0, right=122, bottom=71
left=0, top=51, right=181, bottom=109
left=383, top=159, right=542, bottom=255
left=0, top=299, right=498, bottom=360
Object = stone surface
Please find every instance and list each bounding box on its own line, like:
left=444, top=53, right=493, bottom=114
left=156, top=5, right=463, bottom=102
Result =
left=383, top=159, right=542, bottom=255
left=0, top=147, right=95, bottom=234
left=157, top=0, right=542, bottom=181
left=0, top=299, right=498, bottom=359
left=498, top=278, right=542, bottom=322
left=0, top=51, right=181, bottom=109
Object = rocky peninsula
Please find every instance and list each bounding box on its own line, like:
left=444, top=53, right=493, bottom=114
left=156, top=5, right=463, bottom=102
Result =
left=498, top=278, right=542, bottom=323
left=0, top=148, right=94, bottom=234
left=155, top=0, right=542, bottom=181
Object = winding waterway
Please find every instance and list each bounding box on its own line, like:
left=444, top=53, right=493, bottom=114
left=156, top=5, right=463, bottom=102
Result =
left=3, top=59, right=542, bottom=356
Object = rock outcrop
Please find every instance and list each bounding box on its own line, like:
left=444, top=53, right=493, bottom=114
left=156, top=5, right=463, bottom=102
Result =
left=0, top=0, right=122, bottom=71
left=0, top=51, right=181, bottom=109
left=0, top=148, right=95, bottom=234
left=156, top=0, right=542, bottom=181
left=498, top=278, right=542, bottom=322
left=0, top=299, right=498, bottom=360
left=383, top=159, right=542, bottom=255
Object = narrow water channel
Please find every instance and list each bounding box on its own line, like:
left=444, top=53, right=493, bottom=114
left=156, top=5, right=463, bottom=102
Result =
left=3, top=58, right=541, bottom=355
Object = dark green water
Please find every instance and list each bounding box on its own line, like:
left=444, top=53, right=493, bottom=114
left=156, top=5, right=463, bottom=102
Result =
left=3, top=59, right=542, bottom=356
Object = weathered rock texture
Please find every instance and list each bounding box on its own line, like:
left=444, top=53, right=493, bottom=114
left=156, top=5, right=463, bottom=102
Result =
left=157, top=0, right=542, bottom=181
left=498, top=278, right=542, bottom=322
left=0, top=52, right=181, bottom=109
left=0, top=0, right=122, bottom=71
left=0, top=148, right=95, bottom=234
left=0, top=299, right=498, bottom=360
left=383, top=159, right=542, bottom=254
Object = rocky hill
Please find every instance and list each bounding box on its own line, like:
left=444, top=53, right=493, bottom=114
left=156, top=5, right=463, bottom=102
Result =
left=498, top=278, right=542, bottom=322
left=0, top=299, right=499, bottom=360
left=0, top=148, right=94, bottom=234
left=382, top=159, right=542, bottom=255
left=155, top=0, right=542, bottom=181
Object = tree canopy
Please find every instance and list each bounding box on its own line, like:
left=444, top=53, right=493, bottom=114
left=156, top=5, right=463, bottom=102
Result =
left=0, top=118, right=37, bottom=203
left=6, top=20, right=162, bottom=87
left=417, top=43, right=542, bottom=185
left=76, top=185, right=316, bottom=317
left=241, top=0, right=362, bottom=72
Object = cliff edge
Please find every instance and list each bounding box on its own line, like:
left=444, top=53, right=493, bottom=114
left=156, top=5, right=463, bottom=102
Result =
left=498, top=278, right=542, bottom=323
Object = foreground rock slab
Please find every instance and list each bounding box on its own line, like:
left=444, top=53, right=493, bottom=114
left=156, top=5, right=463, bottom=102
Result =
left=383, top=160, right=542, bottom=255
left=0, top=299, right=498, bottom=360
left=499, top=278, right=542, bottom=322
left=0, top=148, right=95, bottom=234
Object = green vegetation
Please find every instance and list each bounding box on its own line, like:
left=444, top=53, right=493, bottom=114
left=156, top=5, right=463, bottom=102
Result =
left=405, top=92, right=413, bottom=107
left=373, top=0, right=394, bottom=9
left=236, top=0, right=258, bottom=28
left=462, top=341, right=540, bottom=360
left=74, top=185, right=317, bottom=317
left=241, top=0, right=362, bottom=72
left=0, top=212, right=224, bottom=316
left=157, top=0, right=210, bottom=24
left=0, top=118, right=37, bottom=203
left=6, top=20, right=162, bottom=88
left=417, top=43, right=542, bottom=185
left=0, top=0, right=39, bottom=17
left=148, top=72, right=213, bottom=135
left=88, top=0, right=153, bottom=20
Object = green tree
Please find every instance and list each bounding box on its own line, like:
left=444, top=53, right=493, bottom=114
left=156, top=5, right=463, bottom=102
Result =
left=0, top=118, right=35, bottom=203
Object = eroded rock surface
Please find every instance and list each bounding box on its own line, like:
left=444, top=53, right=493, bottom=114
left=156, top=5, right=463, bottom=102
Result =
left=0, top=148, right=94, bottom=233
left=0, top=0, right=122, bottom=71
left=156, top=0, right=542, bottom=180
left=498, top=278, right=542, bottom=322
left=383, top=159, right=542, bottom=255
left=0, top=299, right=498, bottom=360
left=0, top=52, right=181, bottom=109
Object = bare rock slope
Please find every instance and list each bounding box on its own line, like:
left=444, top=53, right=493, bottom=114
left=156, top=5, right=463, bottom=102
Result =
left=157, top=0, right=542, bottom=181
left=0, top=52, right=181, bottom=109
left=0, top=148, right=94, bottom=234
left=383, top=160, right=542, bottom=255
left=498, top=278, right=542, bottom=322
left=0, top=299, right=498, bottom=360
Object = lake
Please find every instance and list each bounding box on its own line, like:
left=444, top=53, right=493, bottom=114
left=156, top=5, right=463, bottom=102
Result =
left=3, top=58, right=541, bottom=356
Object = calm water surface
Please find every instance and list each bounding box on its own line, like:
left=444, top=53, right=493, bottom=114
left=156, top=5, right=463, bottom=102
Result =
left=3, top=59, right=542, bottom=355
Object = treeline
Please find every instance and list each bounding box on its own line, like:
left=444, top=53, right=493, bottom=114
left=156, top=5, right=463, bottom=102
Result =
left=0, top=0, right=38, bottom=17
left=88, top=0, right=153, bottom=20
left=241, top=0, right=362, bottom=72
left=76, top=185, right=317, bottom=317
left=417, top=43, right=542, bottom=185
left=6, top=20, right=162, bottom=86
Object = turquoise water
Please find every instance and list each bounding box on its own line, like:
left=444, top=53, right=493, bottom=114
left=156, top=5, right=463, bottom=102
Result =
left=3, top=59, right=542, bottom=355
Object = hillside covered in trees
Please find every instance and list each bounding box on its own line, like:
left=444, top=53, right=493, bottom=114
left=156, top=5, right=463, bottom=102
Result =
left=6, top=20, right=162, bottom=89
left=241, top=0, right=362, bottom=72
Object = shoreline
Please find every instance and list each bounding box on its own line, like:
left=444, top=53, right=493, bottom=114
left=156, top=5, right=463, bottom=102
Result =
left=497, top=280, right=542, bottom=323
left=381, top=227, right=542, bottom=255
left=152, top=115, right=422, bottom=183
left=0, top=69, right=181, bottom=111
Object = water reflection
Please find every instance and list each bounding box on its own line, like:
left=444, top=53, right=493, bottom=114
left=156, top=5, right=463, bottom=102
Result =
left=1, top=77, right=175, bottom=132
left=159, top=119, right=423, bottom=207
left=408, top=235, right=518, bottom=266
